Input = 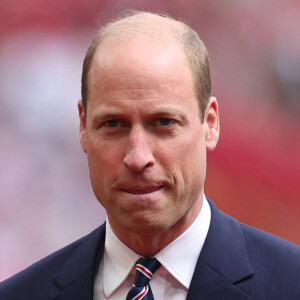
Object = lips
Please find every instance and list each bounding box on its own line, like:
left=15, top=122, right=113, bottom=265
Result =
left=122, top=186, right=163, bottom=194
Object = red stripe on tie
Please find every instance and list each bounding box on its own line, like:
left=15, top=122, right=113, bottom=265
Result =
left=136, top=264, right=153, bottom=279
left=132, top=285, right=148, bottom=300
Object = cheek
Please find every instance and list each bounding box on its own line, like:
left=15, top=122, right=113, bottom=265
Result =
left=86, top=140, right=124, bottom=197
left=88, top=151, right=121, bottom=185
left=87, top=136, right=125, bottom=168
left=165, top=134, right=204, bottom=169
left=167, top=135, right=206, bottom=188
left=157, top=140, right=192, bottom=189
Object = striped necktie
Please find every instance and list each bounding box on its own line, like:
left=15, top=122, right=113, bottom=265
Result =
left=126, top=257, right=161, bottom=300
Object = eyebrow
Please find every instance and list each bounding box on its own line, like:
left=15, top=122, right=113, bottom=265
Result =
left=149, top=109, right=187, bottom=121
left=91, top=107, right=188, bottom=124
left=91, top=112, right=122, bottom=124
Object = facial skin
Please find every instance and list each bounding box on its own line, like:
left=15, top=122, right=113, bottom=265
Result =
left=79, top=35, right=219, bottom=256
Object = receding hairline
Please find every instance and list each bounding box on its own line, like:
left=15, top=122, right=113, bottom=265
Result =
left=83, top=12, right=190, bottom=102
left=81, top=10, right=211, bottom=122
left=89, top=11, right=193, bottom=68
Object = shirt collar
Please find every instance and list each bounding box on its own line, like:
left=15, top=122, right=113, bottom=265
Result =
left=102, top=195, right=211, bottom=296
left=155, top=195, right=211, bottom=288
left=102, top=219, right=139, bottom=298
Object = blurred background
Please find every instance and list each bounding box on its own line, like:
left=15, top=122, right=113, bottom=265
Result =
left=0, top=0, right=299, bottom=281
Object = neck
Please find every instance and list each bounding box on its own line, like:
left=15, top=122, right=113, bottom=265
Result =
left=108, top=198, right=203, bottom=257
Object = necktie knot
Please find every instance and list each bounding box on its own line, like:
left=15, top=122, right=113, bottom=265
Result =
left=134, top=257, right=161, bottom=287
left=126, top=257, right=161, bottom=300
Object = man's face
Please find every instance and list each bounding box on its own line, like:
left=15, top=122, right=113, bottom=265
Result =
left=79, top=36, right=219, bottom=239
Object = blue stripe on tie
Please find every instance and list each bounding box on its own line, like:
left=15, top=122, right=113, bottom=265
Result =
left=126, top=257, right=161, bottom=300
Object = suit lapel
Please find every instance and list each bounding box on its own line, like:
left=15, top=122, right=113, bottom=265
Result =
left=52, top=224, right=106, bottom=300
left=187, top=200, right=254, bottom=300
left=49, top=200, right=253, bottom=299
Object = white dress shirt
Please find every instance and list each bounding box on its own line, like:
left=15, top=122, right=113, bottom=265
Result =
left=94, top=195, right=211, bottom=300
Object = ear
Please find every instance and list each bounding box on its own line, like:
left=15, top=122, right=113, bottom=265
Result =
left=78, top=100, right=87, bottom=153
left=204, top=96, right=220, bottom=151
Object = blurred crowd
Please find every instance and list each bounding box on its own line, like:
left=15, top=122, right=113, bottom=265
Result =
left=1, top=0, right=299, bottom=281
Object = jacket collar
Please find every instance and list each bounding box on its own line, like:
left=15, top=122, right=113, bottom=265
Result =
left=50, top=199, right=254, bottom=299
left=52, top=224, right=106, bottom=300
left=187, top=199, right=254, bottom=299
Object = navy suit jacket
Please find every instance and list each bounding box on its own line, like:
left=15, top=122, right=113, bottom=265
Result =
left=1, top=199, right=299, bottom=299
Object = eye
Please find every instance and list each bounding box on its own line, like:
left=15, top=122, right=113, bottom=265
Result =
left=158, top=118, right=172, bottom=126
left=105, top=119, right=120, bottom=128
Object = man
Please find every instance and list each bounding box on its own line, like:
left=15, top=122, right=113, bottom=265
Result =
left=0, top=11, right=299, bottom=300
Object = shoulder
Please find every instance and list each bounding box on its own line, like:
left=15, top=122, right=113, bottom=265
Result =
left=0, top=225, right=105, bottom=299
left=205, top=198, right=300, bottom=298
left=208, top=198, right=300, bottom=261
left=241, top=222, right=300, bottom=269
left=241, top=223, right=300, bottom=298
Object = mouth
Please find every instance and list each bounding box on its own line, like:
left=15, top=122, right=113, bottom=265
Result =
left=122, top=186, right=164, bottom=195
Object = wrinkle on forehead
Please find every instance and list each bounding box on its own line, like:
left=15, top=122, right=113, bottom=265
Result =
left=90, top=77, right=195, bottom=104
left=89, top=36, right=195, bottom=100
left=92, top=35, right=185, bottom=72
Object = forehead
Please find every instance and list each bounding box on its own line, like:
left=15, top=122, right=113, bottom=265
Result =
left=95, top=35, right=182, bottom=69
left=89, top=35, right=195, bottom=97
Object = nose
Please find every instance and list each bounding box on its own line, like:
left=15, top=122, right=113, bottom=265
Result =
left=123, top=126, right=155, bottom=173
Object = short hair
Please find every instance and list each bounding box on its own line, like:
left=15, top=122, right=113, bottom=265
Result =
left=81, top=11, right=211, bottom=121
